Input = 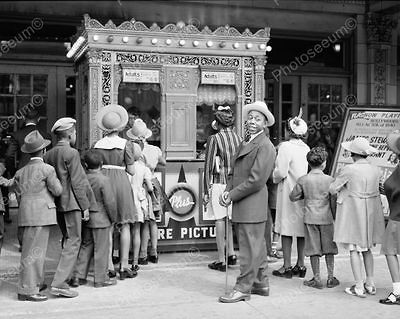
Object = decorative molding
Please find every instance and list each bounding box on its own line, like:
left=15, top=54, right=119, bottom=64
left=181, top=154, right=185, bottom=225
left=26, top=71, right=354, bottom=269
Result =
left=102, top=64, right=111, bottom=106
left=367, top=13, right=397, bottom=44
left=374, top=48, right=386, bottom=105
left=243, top=57, right=254, bottom=105
left=86, top=48, right=102, bottom=65
left=90, top=67, right=101, bottom=144
left=167, top=70, right=190, bottom=91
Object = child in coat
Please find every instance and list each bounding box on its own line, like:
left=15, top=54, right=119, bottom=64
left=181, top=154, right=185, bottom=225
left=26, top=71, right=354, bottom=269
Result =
left=0, top=130, right=63, bottom=302
left=71, top=149, right=118, bottom=288
left=290, top=147, right=339, bottom=289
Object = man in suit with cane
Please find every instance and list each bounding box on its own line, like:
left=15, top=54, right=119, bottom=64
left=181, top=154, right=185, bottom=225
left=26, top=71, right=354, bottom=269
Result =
left=219, top=101, right=276, bottom=303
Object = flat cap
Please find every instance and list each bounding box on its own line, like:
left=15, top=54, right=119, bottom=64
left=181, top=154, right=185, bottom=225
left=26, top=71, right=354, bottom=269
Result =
left=51, top=117, right=76, bottom=133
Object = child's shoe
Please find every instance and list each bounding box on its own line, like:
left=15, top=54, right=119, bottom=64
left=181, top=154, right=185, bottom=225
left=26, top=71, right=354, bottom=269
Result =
left=291, top=264, right=307, bottom=278
left=327, top=277, right=340, bottom=288
left=364, top=283, right=376, bottom=295
left=379, top=292, right=400, bottom=305
left=108, top=270, right=117, bottom=278
left=272, top=266, right=292, bottom=278
left=138, top=257, right=148, bottom=265
left=304, top=278, right=323, bottom=289
left=345, top=285, right=366, bottom=298
left=119, top=268, right=136, bottom=280
left=131, top=264, right=140, bottom=273
left=148, top=255, right=158, bottom=263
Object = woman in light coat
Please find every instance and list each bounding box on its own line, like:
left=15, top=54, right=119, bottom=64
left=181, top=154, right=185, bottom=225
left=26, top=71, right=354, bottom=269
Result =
left=330, top=137, right=385, bottom=298
left=272, top=110, right=310, bottom=278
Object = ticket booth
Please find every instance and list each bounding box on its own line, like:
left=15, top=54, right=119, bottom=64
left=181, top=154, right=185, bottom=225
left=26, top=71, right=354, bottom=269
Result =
left=69, top=14, right=270, bottom=251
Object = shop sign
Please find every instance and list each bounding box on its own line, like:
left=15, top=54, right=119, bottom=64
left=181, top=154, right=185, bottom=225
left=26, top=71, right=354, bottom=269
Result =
left=123, top=69, right=159, bottom=83
left=167, top=183, right=196, bottom=220
left=201, top=71, right=235, bottom=85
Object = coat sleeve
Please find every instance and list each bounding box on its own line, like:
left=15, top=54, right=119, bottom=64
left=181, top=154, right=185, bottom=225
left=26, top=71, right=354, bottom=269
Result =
left=66, top=151, right=90, bottom=211
left=229, top=142, right=275, bottom=202
left=203, top=135, right=217, bottom=196
left=273, top=143, right=290, bottom=184
left=101, top=180, right=117, bottom=224
left=46, top=166, right=63, bottom=197
left=289, top=179, right=304, bottom=202
left=329, top=166, right=350, bottom=195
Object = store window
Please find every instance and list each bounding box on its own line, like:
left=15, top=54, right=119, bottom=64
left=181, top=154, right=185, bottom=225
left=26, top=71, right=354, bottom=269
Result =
left=118, top=82, right=161, bottom=146
left=66, top=76, right=76, bottom=118
left=196, top=84, right=236, bottom=158
left=0, top=73, right=48, bottom=134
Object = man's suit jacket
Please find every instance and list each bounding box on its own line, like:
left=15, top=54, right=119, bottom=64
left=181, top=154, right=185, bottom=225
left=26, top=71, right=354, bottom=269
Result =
left=5, top=124, right=51, bottom=171
left=227, top=132, right=276, bottom=223
left=9, top=159, right=63, bottom=226
left=44, top=140, right=93, bottom=213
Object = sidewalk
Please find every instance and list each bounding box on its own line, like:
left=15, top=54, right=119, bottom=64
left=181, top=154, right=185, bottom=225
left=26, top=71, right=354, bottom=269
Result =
left=0, top=210, right=398, bottom=319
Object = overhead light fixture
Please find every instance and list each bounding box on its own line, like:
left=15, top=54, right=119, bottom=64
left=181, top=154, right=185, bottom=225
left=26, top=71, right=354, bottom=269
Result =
left=179, top=39, right=186, bottom=46
left=233, top=42, right=240, bottom=49
left=122, top=36, right=129, bottom=43
left=193, top=40, right=199, bottom=47
left=259, top=43, right=266, bottom=50
left=266, top=45, right=272, bottom=52
left=333, top=43, right=341, bottom=52
left=93, top=35, right=99, bottom=41
left=165, top=39, right=172, bottom=45
left=246, top=43, right=253, bottom=49
left=206, top=40, right=213, bottom=47
left=66, top=36, right=85, bottom=59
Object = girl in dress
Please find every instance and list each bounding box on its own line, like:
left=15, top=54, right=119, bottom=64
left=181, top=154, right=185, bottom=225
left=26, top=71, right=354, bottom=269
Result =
left=93, top=104, right=140, bottom=279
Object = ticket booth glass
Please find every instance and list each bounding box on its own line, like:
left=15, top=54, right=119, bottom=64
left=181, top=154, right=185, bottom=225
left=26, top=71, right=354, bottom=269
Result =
left=118, top=83, right=161, bottom=146
left=195, top=84, right=237, bottom=158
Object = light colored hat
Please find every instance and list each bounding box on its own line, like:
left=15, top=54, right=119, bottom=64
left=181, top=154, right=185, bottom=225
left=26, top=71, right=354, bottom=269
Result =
left=96, top=104, right=128, bottom=132
left=341, top=137, right=378, bottom=156
left=51, top=117, right=76, bottom=133
left=21, top=130, right=51, bottom=154
left=126, top=119, right=152, bottom=140
left=387, top=130, right=400, bottom=154
left=288, top=108, right=308, bottom=135
left=243, top=101, right=275, bottom=127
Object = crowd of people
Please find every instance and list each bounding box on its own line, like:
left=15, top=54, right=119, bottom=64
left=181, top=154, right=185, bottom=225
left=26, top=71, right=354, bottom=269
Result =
left=1, top=101, right=400, bottom=307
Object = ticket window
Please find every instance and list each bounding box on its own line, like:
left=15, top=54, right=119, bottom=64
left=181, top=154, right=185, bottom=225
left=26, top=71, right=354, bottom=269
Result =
left=195, top=84, right=237, bottom=159
left=118, top=82, right=161, bottom=147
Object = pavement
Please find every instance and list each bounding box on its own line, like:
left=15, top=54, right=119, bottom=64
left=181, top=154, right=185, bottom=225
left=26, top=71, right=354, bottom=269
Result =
left=1, top=209, right=399, bottom=319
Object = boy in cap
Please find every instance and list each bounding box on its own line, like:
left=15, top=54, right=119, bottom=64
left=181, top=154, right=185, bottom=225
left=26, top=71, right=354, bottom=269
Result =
left=44, top=117, right=93, bottom=298
left=0, top=130, right=63, bottom=302
left=219, top=101, right=276, bottom=303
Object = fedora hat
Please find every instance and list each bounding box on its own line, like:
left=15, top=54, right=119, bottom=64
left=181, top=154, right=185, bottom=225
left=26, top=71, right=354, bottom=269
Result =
left=288, top=108, right=308, bottom=135
left=341, top=137, right=378, bottom=156
left=126, top=118, right=152, bottom=140
left=387, top=130, right=400, bottom=154
left=243, top=101, right=275, bottom=127
left=96, top=104, right=129, bottom=132
left=21, top=130, right=51, bottom=154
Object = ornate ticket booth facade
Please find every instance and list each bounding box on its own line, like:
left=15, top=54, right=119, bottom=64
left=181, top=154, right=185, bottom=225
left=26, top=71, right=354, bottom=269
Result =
left=70, top=14, right=270, bottom=251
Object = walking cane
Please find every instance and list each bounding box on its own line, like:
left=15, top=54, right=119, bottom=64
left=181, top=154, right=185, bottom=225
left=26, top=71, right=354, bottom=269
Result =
left=225, top=205, right=229, bottom=295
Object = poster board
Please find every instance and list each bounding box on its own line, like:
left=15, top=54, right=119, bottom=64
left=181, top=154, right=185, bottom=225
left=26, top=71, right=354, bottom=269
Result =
left=331, top=107, right=400, bottom=217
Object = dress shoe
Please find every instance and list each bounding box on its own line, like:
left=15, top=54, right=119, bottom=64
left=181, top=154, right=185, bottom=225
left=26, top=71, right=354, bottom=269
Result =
left=39, top=283, right=47, bottom=292
left=250, top=286, right=270, bottom=296
left=379, top=292, right=400, bottom=305
left=291, top=264, right=307, bottom=278
left=304, top=278, right=323, bottom=289
left=138, top=257, right=148, bottom=265
left=148, top=255, right=158, bottom=264
left=327, top=277, right=340, bottom=288
left=18, top=293, right=48, bottom=302
left=94, top=279, right=117, bottom=288
left=68, top=277, right=87, bottom=287
left=131, top=264, right=140, bottom=272
left=227, top=255, right=237, bottom=266
left=219, top=290, right=251, bottom=303
left=272, top=266, right=292, bottom=278
left=49, top=287, right=79, bottom=298
left=108, top=270, right=117, bottom=278
left=208, top=261, right=226, bottom=272
left=119, top=268, right=137, bottom=280
left=269, top=249, right=283, bottom=259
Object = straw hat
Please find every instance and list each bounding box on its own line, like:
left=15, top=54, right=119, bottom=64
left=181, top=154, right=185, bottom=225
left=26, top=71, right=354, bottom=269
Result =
left=21, top=130, right=51, bottom=154
left=96, top=104, right=129, bottom=132
left=387, top=130, right=400, bottom=154
left=288, top=108, right=307, bottom=135
left=126, top=119, right=152, bottom=140
left=243, top=101, right=275, bottom=127
left=341, top=137, right=378, bottom=156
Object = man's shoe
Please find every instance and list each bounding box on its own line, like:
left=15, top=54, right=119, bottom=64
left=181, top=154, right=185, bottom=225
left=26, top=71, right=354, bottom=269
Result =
left=108, top=270, right=117, bottom=278
left=50, top=287, right=78, bottom=298
left=379, top=292, right=400, bottom=305
left=304, top=278, right=323, bottom=289
left=219, top=290, right=251, bottom=303
left=94, top=279, right=117, bottom=288
left=291, top=265, right=307, bottom=278
left=39, top=283, right=47, bottom=292
left=272, top=266, right=292, bottom=278
left=148, top=255, right=158, bottom=264
left=250, top=286, right=270, bottom=296
left=227, top=255, right=237, bottom=266
left=327, top=277, right=340, bottom=288
left=68, top=277, right=87, bottom=287
left=18, top=293, right=48, bottom=302
left=138, top=257, right=148, bottom=265
left=208, top=261, right=226, bottom=272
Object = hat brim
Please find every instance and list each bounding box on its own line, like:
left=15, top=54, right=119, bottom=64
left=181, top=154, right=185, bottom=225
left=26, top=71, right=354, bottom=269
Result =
left=21, top=139, right=51, bottom=154
left=341, top=141, right=378, bottom=156
left=96, top=104, right=129, bottom=132
left=126, top=128, right=152, bottom=140
left=289, top=119, right=308, bottom=135
left=387, top=133, right=400, bottom=154
left=243, top=103, right=275, bottom=127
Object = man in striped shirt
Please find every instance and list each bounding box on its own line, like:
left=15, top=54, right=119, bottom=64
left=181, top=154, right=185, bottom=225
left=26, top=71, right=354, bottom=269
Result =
left=204, top=106, right=241, bottom=272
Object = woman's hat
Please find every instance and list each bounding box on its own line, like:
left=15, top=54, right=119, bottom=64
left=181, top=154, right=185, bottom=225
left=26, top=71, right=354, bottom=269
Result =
left=126, top=118, right=152, bottom=140
left=96, top=104, right=129, bottom=132
left=288, top=108, right=308, bottom=135
left=243, top=101, right=275, bottom=127
left=341, top=137, right=378, bottom=156
left=21, top=130, right=51, bottom=154
left=214, top=105, right=235, bottom=127
left=387, top=130, right=400, bottom=154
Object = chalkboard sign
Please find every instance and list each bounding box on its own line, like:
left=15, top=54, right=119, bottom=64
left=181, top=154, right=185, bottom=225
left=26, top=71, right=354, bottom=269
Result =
left=331, top=107, right=400, bottom=216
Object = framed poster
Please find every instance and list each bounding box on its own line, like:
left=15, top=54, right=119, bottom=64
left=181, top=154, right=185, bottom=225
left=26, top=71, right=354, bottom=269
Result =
left=331, top=107, right=400, bottom=217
